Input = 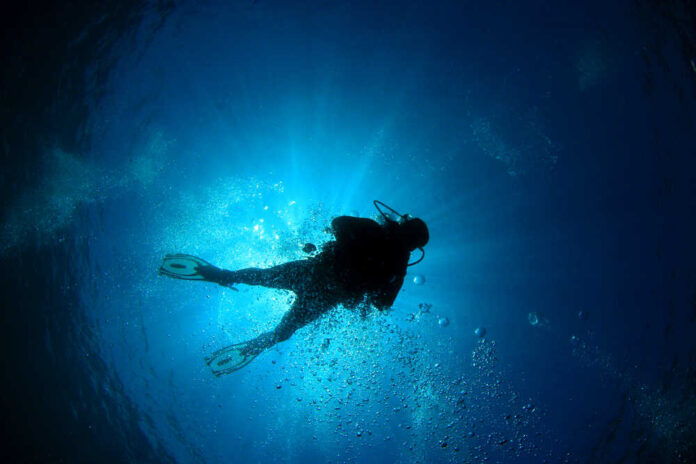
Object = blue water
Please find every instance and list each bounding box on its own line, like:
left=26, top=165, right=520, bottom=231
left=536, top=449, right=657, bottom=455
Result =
left=2, top=1, right=695, bottom=463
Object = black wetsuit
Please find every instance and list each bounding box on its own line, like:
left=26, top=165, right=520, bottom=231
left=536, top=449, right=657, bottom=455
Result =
left=214, top=216, right=412, bottom=354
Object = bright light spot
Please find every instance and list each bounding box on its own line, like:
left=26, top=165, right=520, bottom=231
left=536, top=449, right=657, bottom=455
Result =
left=253, top=224, right=259, bottom=231
left=289, top=200, right=296, bottom=206
left=264, top=205, right=269, bottom=210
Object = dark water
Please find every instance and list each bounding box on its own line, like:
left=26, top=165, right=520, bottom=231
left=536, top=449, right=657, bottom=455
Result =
left=2, top=1, right=695, bottom=463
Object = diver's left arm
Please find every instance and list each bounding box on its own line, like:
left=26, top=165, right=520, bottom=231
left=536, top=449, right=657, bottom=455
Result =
left=371, top=274, right=405, bottom=311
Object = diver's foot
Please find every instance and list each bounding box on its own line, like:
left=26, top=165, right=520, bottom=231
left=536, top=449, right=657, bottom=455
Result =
left=206, top=339, right=260, bottom=375
left=240, top=332, right=275, bottom=356
left=195, top=266, right=238, bottom=290
left=218, top=270, right=239, bottom=291
left=160, top=254, right=219, bottom=282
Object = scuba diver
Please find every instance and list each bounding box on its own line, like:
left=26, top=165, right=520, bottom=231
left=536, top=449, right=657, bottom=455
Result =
left=159, top=201, right=429, bottom=376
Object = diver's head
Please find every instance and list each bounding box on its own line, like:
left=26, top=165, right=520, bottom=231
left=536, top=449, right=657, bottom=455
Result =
left=398, top=217, right=429, bottom=251
left=373, top=200, right=428, bottom=252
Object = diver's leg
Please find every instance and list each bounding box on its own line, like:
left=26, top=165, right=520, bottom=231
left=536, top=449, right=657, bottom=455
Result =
left=206, top=296, right=329, bottom=375
left=215, top=260, right=311, bottom=291
left=159, top=254, right=311, bottom=291
left=241, top=296, right=325, bottom=354
left=271, top=296, right=325, bottom=342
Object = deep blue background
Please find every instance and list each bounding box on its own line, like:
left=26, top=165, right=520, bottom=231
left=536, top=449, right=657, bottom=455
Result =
left=2, top=1, right=695, bottom=463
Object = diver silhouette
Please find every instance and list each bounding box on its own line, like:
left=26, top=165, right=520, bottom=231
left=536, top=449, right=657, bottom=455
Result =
left=159, top=201, right=429, bottom=375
